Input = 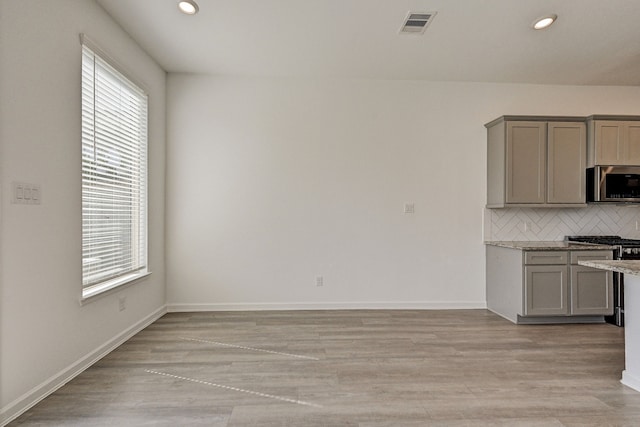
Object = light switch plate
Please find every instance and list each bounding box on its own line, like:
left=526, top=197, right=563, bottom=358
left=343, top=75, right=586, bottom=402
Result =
left=12, top=181, right=41, bottom=204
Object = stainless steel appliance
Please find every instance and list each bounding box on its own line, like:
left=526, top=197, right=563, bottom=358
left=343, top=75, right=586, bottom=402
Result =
left=587, top=166, right=640, bottom=203
left=566, top=235, right=640, bottom=326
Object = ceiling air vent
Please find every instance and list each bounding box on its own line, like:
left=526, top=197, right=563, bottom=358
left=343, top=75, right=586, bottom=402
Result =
left=399, top=11, right=437, bottom=35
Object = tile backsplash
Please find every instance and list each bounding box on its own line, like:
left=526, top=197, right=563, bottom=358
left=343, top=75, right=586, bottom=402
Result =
left=484, top=205, right=640, bottom=241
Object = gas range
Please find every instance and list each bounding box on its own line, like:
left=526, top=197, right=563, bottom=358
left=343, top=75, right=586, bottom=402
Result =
left=566, top=235, right=640, bottom=259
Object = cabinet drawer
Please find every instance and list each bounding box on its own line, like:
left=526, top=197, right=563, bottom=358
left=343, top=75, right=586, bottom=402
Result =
left=525, top=251, right=568, bottom=265
left=570, top=251, right=613, bottom=265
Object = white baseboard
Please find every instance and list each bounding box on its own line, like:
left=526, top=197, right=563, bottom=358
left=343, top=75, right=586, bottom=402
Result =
left=1, top=305, right=167, bottom=427
left=622, top=370, right=640, bottom=393
left=167, top=301, right=487, bottom=312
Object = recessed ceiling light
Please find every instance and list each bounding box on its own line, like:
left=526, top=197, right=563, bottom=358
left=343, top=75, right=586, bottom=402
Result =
left=532, top=14, right=557, bottom=30
left=178, top=0, right=199, bottom=15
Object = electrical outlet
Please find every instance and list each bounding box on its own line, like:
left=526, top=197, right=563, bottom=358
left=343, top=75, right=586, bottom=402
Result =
left=316, top=276, right=324, bottom=287
left=636, top=220, right=639, bottom=231
left=118, top=296, right=126, bottom=311
left=404, top=203, right=415, bottom=214
left=523, top=221, right=532, bottom=232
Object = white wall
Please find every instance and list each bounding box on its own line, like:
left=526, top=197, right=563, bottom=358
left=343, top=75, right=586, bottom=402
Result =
left=0, top=0, right=166, bottom=422
left=166, top=75, right=640, bottom=310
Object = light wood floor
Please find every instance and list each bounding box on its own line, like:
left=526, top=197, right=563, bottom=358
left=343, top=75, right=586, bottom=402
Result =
left=10, top=309, right=640, bottom=426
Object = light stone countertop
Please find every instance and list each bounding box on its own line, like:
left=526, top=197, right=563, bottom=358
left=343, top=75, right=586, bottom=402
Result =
left=485, top=241, right=616, bottom=251
left=578, top=260, right=640, bottom=276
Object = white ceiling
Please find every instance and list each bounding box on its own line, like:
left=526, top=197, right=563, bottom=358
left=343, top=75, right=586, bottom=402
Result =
left=96, top=0, right=640, bottom=86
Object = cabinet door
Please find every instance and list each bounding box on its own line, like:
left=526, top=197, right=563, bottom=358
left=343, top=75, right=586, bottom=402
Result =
left=506, top=122, right=546, bottom=204
left=570, top=265, right=613, bottom=315
left=547, top=122, right=586, bottom=204
left=594, top=121, right=624, bottom=165
left=524, top=265, right=568, bottom=316
left=624, top=121, right=640, bottom=165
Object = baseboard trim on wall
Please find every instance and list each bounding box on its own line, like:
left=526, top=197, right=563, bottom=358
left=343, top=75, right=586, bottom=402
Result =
left=166, top=301, right=487, bottom=312
left=0, top=305, right=167, bottom=427
left=622, top=370, right=640, bottom=393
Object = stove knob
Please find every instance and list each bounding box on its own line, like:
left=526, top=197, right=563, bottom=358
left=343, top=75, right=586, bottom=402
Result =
left=624, top=248, right=633, bottom=255
left=635, top=248, right=640, bottom=255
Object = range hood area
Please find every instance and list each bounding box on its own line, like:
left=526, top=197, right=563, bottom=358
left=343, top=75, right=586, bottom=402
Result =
left=485, top=115, right=640, bottom=209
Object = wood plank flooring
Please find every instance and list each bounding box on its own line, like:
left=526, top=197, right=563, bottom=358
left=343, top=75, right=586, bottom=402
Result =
left=10, top=309, right=640, bottom=426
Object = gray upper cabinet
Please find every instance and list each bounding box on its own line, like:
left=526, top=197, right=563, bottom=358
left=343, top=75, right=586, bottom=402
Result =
left=486, top=116, right=586, bottom=208
left=547, top=122, right=587, bottom=204
left=506, top=121, right=546, bottom=204
left=587, top=117, right=640, bottom=167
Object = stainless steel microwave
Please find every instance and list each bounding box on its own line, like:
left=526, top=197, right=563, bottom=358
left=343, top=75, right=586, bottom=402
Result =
left=587, top=166, right=640, bottom=203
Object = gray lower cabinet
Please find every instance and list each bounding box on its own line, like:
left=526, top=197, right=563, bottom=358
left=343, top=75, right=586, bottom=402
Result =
left=523, top=250, right=569, bottom=316
left=525, top=265, right=568, bottom=316
left=487, top=245, right=613, bottom=324
left=569, top=250, right=614, bottom=315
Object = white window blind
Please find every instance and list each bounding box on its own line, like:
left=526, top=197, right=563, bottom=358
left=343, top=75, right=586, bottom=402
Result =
left=81, top=43, right=148, bottom=297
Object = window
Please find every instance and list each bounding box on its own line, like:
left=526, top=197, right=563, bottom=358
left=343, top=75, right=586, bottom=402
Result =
left=81, top=41, right=148, bottom=299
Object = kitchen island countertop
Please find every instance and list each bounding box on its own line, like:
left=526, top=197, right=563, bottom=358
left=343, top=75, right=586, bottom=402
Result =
left=578, top=260, right=640, bottom=275
left=485, top=241, right=616, bottom=251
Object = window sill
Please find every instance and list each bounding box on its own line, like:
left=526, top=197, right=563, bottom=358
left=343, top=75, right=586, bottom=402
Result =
left=80, top=271, right=151, bottom=305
